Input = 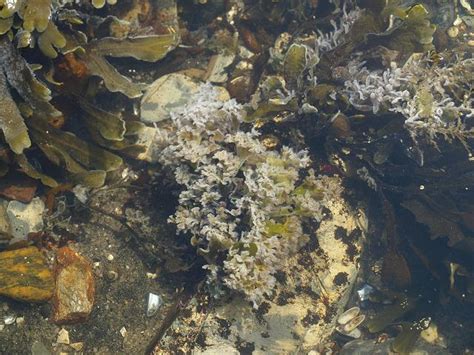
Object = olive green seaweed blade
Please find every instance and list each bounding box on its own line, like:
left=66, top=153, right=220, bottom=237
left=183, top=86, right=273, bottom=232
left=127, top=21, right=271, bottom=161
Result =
left=37, top=22, right=67, bottom=58
left=365, top=295, right=416, bottom=333
left=391, top=318, right=431, bottom=354
left=82, top=51, right=145, bottom=98
left=0, top=0, right=19, bottom=19
left=0, top=70, right=31, bottom=154
left=79, top=99, right=126, bottom=141
left=89, top=34, right=179, bottom=62
left=0, top=17, right=13, bottom=35
left=283, top=43, right=308, bottom=85
left=18, top=0, right=52, bottom=32
left=29, top=118, right=123, bottom=172
left=15, top=154, right=59, bottom=187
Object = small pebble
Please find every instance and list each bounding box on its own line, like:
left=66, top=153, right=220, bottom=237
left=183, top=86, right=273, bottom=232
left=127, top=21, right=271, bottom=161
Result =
left=4, top=315, right=16, bottom=325
left=16, top=317, right=25, bottom=326
left=106, top=270, right=118, bottom=281
left=57, top=328, right=70, bottom=345
left=70, top=342, right=84, bottom=351
left=120, top=327, right=127, bottom=338
left=31, top=341, right=50, bottom=355
left=146, top=272, right=157, bottom=280
left=447, top=26, right=459, bottom=38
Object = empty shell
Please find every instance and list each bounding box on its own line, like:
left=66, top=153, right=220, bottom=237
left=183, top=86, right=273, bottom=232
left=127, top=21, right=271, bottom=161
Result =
left=337, top=306, right=361, bottom=325
left=146, top=292, right=163, bottom=317
left=342, top=314, right=366, bottom=332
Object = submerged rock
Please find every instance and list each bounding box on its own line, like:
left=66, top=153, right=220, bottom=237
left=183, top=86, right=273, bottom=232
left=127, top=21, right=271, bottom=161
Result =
left=51, top=247, right=95, bottom=324
left=140, top=73, right=199, bottom=123
left=157, top=177, right=367, bottom=353
left=0, top=246, right=54, bottom=302
left=5, top=197, right=45, bottom=244
left=339, top=338, right=450, bottom=355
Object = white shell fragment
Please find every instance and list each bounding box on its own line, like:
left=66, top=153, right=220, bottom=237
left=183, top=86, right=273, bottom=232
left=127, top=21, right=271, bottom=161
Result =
left=357, top=284, right=374, bottom=302
left=3, top=315, right=16, bottom=325
left=146, top=292, right=163, bottom=317
left=337, top=306, right=361, bottom=325
left=120, top=326, right=127, bottom=338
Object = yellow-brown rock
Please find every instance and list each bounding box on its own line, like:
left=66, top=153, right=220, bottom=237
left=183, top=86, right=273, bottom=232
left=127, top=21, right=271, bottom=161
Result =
left=0, top=246, right=54, bottom=302
left=51, top=246, right=95, bottom=324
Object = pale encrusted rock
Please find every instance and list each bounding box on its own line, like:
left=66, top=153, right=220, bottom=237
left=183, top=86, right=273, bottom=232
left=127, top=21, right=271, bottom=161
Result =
left=158, top=180, right=367, bottom=353
left=5, top=197, right=45, bottom=244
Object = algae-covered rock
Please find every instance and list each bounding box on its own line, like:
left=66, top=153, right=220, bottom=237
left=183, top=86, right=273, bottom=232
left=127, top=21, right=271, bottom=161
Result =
left=0, top=246, right=54, bottom=302
left=157, top=176, right=367, bottom=353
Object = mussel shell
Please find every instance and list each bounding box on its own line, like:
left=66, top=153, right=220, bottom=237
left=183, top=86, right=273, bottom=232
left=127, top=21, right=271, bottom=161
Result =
left=337, top=306, right=361, bottom=325
left=335, top=325, right=362, bottom=339
left=342, top=314, right=366, bottom=332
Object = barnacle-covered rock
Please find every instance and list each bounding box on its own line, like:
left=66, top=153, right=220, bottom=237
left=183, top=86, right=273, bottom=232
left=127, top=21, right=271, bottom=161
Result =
left=158, top=169, right=366, bottom=353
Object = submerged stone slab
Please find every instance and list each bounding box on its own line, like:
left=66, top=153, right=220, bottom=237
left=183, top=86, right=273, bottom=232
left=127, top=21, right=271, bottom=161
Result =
left=0, top=246, right=54, bottom=302
left=339, top=338, right=450, bottom=355
left=51, top=247, right=95, bottom=324
left=157, top=176, right=367, bottom=354
left=140, top=73, right=199, bottom=123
